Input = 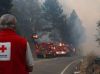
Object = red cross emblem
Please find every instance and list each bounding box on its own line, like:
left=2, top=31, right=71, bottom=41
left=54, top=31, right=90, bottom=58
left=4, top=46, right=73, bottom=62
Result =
left=0, top=45, right=7, bottom=53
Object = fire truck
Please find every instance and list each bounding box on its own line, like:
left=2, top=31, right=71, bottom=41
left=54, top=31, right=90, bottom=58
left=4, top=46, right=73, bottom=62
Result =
left=32, top=33, right=75, bottom=58
left=34, top=42, right=56, bottom=58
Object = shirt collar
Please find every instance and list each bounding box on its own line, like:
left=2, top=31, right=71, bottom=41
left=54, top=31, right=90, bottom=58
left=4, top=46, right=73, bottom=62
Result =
left=0, top=28, right=16, bottom=35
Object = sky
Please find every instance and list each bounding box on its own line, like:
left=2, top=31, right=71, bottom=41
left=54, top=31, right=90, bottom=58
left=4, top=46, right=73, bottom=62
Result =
left=59, top=0, right=100, bottom=55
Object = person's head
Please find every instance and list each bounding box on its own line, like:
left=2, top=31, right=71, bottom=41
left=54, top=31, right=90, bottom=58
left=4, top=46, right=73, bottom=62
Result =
left=0, top=14, right=17, bottom=30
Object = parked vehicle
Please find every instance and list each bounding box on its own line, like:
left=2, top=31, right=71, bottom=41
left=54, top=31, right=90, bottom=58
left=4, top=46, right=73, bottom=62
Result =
left=32, top=34, right=75, bottom=58
left=35, top=42, right=56, bottom=58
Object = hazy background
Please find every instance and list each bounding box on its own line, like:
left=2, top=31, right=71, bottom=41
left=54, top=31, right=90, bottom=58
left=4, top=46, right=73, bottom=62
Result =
left=59, top=0, right=100, bottom=55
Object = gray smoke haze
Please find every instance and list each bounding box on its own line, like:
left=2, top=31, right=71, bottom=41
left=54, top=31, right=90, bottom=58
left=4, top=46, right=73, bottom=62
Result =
left=12, top=0, right=100, bottom=55
left=59, top=0, right=100, bottom=56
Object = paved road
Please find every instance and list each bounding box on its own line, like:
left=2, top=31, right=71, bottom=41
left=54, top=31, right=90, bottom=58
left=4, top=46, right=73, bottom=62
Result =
left=29, top=56, right=80, bottom=74
left=62, top=59, right=81, bottom=74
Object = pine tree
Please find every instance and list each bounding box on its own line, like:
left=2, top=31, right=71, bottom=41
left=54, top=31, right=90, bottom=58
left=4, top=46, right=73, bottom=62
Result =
left=0, top=0, right=12, bottom=16
left=12, top=0, right=41, bottom=43
left=67, top=10, right=85, bottom=47
left=96, top=21, right=100, bottom=45
left=42, top=0, right=69, bottom=43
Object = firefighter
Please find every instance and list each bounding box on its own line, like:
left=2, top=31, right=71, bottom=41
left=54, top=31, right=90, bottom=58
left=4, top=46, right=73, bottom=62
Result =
left=0, top=14, right=34, bottom=74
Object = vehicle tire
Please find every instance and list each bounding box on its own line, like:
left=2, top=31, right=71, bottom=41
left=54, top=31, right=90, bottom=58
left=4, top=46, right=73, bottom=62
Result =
left=43, top=54, right=47, bottom=58
left=37, top=54, right=43, bottom=58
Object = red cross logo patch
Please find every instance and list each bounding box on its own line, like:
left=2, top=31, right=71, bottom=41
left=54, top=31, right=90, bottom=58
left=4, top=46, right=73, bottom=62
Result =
left=0, top=45, right=7, bottom=53
left=0, top=42, right=11, bottom=61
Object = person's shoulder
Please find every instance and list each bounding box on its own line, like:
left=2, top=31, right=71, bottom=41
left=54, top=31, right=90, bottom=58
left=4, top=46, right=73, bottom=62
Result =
left=16, top=35, right=27, bottom=42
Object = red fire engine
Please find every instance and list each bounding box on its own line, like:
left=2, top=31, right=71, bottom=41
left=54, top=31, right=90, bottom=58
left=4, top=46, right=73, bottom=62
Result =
left=32, top=34, right=75, bottom=58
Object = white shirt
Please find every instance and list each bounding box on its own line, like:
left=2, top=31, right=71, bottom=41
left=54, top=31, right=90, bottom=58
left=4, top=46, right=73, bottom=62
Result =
left=26, top=42, right=34, bottom=66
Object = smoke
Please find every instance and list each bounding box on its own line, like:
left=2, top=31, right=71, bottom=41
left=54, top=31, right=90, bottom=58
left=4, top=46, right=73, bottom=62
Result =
left=66, top=10, right=85, bottom=48
left=12, top=0, right=100, bottom=55
left=59, top=0, right=100, bottom=56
